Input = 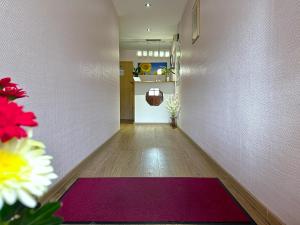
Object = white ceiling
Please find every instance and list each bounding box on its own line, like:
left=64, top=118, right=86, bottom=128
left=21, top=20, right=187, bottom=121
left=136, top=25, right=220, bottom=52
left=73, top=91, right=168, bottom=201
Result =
left=112, top=0, right=187, bottom=50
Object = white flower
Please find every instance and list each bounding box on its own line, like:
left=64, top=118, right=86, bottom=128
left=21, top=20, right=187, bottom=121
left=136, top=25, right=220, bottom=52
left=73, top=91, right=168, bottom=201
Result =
left=166, top=95, right=180, bottom=118
left=0, top=138, right=57, bottom=209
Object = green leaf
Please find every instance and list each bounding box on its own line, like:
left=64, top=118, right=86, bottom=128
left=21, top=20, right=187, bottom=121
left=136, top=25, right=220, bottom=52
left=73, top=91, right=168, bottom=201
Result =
left=9, top=202, right=62, bottom=225
left=0, top=202, right=26, bottom=223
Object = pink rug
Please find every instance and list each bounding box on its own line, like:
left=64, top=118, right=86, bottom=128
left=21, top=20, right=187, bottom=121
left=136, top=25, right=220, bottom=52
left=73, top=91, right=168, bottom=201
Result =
left=56, top=177, right=255, bottom=224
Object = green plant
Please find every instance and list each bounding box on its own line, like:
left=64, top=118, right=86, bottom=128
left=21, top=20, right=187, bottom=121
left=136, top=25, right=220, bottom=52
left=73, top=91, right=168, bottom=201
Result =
left=166, top=95, right=180, bottom=118
left=161, top=67, right=175, bottom=76
left=133, top=66, right=141, bottom=77
left=0, top=202, right=62, bottom=225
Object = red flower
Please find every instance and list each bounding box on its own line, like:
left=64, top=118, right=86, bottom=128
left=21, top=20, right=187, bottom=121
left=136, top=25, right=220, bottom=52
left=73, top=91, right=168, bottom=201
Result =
left=0, top=97, right=38, bottom=142
left=0, top=86, right=27, bottom=100
left=0, top=77, right=27, bottom=100
left=0, top=77, right=17, bottom=89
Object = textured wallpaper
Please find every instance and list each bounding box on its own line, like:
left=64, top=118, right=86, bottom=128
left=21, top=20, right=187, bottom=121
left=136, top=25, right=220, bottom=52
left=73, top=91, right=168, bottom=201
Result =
left=0, top=0, right=120, bottom=183
left=178, top=0, right=300, bottom=224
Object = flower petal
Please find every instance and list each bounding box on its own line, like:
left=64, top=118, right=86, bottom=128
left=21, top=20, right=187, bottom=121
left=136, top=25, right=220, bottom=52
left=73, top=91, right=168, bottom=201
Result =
left=17, top=189, right=37, bottom=208
left=0, top=196, right=3, bottom=210
left=2, top=189, right=17, bottom=205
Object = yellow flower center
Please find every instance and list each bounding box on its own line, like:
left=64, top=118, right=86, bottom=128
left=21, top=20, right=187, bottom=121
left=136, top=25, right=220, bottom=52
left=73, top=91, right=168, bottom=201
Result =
left=0, top=150, right=31, bottom=184
left=140, top=63, right=152, bottom=73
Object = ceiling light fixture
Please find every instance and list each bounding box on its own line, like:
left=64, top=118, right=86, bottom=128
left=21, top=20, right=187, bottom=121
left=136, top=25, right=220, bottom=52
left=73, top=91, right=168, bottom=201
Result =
left=147, top=28, right=151, bottom=32
left=136, top=49, right=170, bottom=58
left=137, top=51, right=142, bottom=57
left=159, top=51, right=165, bottom=57
left=145, top=2, right=151, bottom=7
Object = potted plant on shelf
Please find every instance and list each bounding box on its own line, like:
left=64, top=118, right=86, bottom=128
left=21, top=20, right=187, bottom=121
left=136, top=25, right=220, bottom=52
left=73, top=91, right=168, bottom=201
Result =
left=0, top=77, right=62, bottom=225
left=161, top=67, right=175, bottom=81
left=166, top=95, right=180, bottom=128
left=132, top=66, right=141, bottom=77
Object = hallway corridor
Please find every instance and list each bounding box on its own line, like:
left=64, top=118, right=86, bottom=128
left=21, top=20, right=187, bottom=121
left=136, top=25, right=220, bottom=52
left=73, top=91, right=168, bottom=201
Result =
left=57, top=124, right=268, bottom=225
left=0, top=0, right=299, bottom=224
left=79, top=124, right=218, bottom=178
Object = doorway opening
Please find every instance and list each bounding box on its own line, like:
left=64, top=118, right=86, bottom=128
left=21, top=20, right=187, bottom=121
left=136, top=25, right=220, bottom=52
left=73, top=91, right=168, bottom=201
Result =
left=120, top=61, right=134, bottom=123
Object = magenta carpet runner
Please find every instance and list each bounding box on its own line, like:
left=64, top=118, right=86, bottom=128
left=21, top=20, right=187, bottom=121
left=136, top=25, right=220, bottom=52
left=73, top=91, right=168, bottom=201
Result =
left=56, top=178, right=256, bottom=224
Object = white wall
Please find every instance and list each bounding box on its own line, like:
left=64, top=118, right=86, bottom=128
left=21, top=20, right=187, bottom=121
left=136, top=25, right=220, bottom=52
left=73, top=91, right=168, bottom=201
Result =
left=178, top=0, right=300, bottom=224
left=0, top=0, right=120, bottom=183
left=135, top=82, right=175, bottom=123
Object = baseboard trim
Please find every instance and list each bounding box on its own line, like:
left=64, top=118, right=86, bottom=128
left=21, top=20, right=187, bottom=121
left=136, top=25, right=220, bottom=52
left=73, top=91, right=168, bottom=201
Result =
left=40, top=130, right=120, bottom=203
left=178, top=127, right=285, bottom=225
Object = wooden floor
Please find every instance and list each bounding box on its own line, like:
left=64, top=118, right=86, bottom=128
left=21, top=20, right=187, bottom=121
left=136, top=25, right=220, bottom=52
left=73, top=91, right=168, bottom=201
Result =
left=63, top=123, right=270, bottom=225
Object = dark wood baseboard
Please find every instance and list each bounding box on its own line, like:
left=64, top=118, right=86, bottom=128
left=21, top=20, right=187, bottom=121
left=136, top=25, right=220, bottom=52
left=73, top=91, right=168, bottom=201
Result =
left=178, top=127, right=285, bottom=225
left=40, top=131, right=119, bottom=203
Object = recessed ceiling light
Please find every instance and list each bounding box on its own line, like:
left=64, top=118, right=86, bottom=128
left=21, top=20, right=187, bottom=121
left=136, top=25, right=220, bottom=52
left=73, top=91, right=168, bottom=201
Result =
left=147, top=28, right=151, bottom=32
left=145, top=2, right=151, bottom=7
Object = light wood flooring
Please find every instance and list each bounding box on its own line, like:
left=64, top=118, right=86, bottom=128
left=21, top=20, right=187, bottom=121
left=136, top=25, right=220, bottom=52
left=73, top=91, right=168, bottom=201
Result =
left=63, top=123, right=272, bottom=225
